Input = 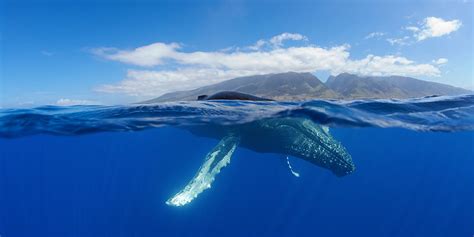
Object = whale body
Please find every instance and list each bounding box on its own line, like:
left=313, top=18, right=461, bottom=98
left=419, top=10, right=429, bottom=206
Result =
left=166, top=91, right=355, bottom=206
left=197, top=91, right=273, bottom=101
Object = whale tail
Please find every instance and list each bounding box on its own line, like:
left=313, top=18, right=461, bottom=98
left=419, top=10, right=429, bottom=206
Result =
left=166, top=134, right=240, bottom=206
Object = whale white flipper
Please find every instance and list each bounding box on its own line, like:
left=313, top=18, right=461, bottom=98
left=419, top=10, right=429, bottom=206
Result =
left=166, top=134, right=240, bottom=207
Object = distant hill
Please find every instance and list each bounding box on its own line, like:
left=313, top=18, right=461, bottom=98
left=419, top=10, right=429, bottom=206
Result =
left=141, top=72, right=471, bottom=103
left=142, top=72, right=339, bottom=103
left=326, top=73, right=470, bottom=99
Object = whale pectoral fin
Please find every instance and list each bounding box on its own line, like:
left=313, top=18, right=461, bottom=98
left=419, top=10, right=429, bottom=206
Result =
left=166, top=134, right=240, bottom=207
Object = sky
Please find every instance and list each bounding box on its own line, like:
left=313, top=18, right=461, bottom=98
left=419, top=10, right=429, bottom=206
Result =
left=1, top=0, right=472, bottom=107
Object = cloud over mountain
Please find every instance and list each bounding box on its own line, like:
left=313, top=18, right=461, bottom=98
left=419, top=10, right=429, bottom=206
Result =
left=92, top=33, right=444, bottom=97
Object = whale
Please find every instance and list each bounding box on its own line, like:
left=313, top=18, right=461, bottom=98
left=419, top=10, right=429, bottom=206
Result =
left=197, top=91, right=274, bottom=101
left=166, top=91, right=355, bottom=206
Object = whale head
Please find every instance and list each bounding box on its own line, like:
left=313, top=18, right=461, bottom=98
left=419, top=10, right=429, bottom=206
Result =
left=245, top=118, right=355, bottom=176
left=296, top=120, right=355, bottom=176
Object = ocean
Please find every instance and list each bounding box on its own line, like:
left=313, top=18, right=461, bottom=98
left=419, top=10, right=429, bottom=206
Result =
left=1, top=95, right=473, bottom=237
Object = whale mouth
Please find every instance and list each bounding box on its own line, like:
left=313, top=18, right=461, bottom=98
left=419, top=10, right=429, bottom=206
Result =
left=311, top=138, right=355, bottom=177
left=331, top=156, right=356, bottom=177
left=316, top=135, right=355, bottom=177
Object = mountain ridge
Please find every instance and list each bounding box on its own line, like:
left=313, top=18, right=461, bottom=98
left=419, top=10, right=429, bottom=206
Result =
left=142, top=72, right=471, bottom=103
left=326, top=73, right=470, bottom=99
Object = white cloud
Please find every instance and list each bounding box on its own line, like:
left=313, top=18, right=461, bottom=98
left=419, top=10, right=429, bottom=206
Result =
left=386, top=36, right=410, bottom=46
left=340, top=55, right=440, bottom=77
left=405, top=26, right=420, bottom=32
left=92, top=33, right=444, bottom=97
left=365, top=32, right=385, bottom=39
left=247, top=40, right=266, bottom=51
left=56, top=98, right=99, bottom=106
left=92, top=43, right=181, bottom=67
left=97, top=68, right=257, bottom=96
left=433, top=58, right=448, bottom=65
left=413, top=17, right=462, bottom=41
left=246, top=32, right=307, bottom=50
left=269, top=33, right=308, bottom=47
left=372, top=17, right=462, bottom=47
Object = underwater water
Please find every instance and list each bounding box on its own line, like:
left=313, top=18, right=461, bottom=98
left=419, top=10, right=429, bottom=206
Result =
left=0, top=95, right=473, bottom=237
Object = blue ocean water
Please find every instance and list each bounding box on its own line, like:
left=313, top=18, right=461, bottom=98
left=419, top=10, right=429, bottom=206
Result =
left=0, top=95, right=473, bottom=237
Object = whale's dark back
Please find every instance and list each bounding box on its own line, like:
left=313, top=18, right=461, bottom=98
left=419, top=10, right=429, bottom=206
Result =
left=197, top=91, right=273, bottom=101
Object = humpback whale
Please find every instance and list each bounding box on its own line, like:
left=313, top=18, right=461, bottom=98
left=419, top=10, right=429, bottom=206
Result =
left=166, top=91, right=355, bottom=206
left=197, top=91, right=274, bottom=101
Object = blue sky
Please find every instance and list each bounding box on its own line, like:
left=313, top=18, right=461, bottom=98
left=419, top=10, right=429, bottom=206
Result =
left=1, top=0, right=472, bottom=107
